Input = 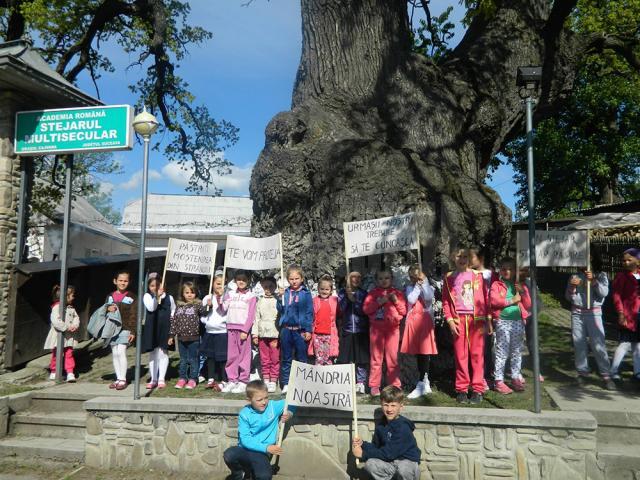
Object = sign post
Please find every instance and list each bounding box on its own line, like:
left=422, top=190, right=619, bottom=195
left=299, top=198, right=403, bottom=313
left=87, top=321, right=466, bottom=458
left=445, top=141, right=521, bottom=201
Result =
left=15, top=105, right=133, bottom=155
left=14, top=104, right=133, bottom=385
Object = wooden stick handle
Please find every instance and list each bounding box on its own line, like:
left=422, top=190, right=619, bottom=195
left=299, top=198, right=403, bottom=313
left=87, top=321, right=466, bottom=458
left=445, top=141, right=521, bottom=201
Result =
left=161, top=238, right=171, bottom=289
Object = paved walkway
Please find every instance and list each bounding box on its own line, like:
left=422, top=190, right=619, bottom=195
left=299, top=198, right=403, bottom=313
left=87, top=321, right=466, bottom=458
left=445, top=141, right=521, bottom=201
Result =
left=546, top=384, right=640, bottom=413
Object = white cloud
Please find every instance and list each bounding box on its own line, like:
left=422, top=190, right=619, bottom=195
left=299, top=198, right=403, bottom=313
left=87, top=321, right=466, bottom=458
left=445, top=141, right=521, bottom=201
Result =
left=161, top=162, right=253, bottom=195
left=98, top=181, right=115, bottom=195
left=119, top=169, right=162, bottom=191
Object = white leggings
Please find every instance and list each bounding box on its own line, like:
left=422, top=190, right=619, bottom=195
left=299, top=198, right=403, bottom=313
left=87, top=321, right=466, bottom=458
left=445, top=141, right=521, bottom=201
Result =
left=610, top=342, right=640, bottom=377
left=111, top=344, right=128, bottom=381
left=148, top=347, right=169, bottom=383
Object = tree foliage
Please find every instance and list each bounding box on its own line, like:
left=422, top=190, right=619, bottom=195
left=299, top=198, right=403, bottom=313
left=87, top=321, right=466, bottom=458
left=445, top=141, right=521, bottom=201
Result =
left=495, top=0, right=640, bottom=219
left=0, top=0, right=239, bottom=217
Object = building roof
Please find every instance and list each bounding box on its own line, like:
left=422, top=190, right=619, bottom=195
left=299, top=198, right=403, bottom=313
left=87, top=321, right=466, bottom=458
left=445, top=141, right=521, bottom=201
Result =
left=0, top=39, right=100, bottom=108
left=48, top=192, right=135, bottom=246
left=561, top=212, right=640, bottom=231
left=119, top=193, right=253, bottom=236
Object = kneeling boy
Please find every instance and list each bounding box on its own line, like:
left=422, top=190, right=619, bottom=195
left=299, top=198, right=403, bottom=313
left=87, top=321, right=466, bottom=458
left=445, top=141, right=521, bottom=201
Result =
left=352, top=385, right=421, bottom=480
left=224, top=379, right=293, bottom=480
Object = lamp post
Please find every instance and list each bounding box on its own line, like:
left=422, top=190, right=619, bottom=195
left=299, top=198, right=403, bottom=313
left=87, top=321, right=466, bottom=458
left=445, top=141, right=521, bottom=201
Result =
left=132, top=107, right=159, bottom=400
left=517, top=66, right=542, bottom=413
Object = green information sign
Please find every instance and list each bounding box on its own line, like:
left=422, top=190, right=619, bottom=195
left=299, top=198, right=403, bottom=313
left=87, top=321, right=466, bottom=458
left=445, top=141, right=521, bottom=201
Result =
left=14, top=105, right=133, bottom=155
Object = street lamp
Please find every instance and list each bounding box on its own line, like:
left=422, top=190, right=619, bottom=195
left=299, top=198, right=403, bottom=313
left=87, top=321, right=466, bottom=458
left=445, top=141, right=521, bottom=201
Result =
left=132, top=107, right=159, bottom=400
left=516, top=66, right=542, bottom=413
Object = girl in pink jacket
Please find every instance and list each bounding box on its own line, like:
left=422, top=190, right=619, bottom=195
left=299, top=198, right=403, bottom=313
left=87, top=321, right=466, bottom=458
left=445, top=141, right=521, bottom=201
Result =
left=489, top=258, right=531, bottom=394
left=442, top=248, right=489, bottom=404
left=308, top=276, right=339, bottom=365
left=221, top=271, right=257, bottom=394
left=363, top=270, right=407, bottom=397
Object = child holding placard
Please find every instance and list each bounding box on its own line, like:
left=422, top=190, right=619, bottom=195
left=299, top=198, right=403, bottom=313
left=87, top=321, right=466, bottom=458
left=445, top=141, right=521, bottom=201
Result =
left=222, top=270, right=257, bottom=394
left=402, top=265, right=437, bottom=399
left=565, top=253, right=614, bottom=390
left=223, top=379, right=294, bottom=480
left=252, top=276, right=280, bottom=393
left=352, top=386, right=421, bottom=480
left=142, top=273, right=175, bottom=389
left=201, top=274, right=228, bottom=391
left=363, top=269, right=407, bottom=397
left=610, top=248, right=640, bottom=382
left=308, top=275, right=339, bottom=366
left=443, top=248, right=489, bottom=404
left=337, top=271, right=370, bottom=394
left=278, top=265, right=314, bottom=394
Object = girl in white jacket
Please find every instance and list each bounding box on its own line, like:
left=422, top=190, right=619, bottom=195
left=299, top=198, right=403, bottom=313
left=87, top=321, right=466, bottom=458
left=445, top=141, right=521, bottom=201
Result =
left=44, top=285, right=80, bottom=382
left=200, top=275, right=228, bottom=391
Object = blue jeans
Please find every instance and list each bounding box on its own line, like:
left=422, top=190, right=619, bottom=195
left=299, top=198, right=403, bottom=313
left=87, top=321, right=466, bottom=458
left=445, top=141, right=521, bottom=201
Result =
left=280, top=328, right=308, bottom=386
left=178, top=340, right=199, bottom=381
left=224, top=446, right=272, bottom=480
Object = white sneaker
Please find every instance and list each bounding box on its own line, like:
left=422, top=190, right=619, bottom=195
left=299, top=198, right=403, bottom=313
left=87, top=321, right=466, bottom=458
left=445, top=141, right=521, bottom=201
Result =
left=49, top=372, right=56, bottom=380
left=221, top=381, right=237, bottom=393
left=356, top=383, right=366, bottom=394
left=249, top=371, right=261, bottom=381
left=267, top=381, right=277, bottom=393
left=66, top=373, right=76, bottom=383
left=198, top=375, right=206, bottom=384
left=231, top=382, right=247, bottom=394
left=408, top=381, right=425, bottom=399
left=423, top=377, right=432, bottom=394
left=281, top=385, right=288, bottom=394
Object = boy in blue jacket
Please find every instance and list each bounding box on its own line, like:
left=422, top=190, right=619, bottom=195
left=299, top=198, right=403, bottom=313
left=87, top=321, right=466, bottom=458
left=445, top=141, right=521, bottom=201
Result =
left=277, top=265, right=313, bottom=394
left=352, top=386, right=421, bottom=480
left=223, top=379, right=294, bottom=480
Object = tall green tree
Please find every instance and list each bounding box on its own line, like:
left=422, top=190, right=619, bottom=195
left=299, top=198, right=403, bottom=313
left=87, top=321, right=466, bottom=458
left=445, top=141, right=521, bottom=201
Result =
left=496, top=0, right=640, bottom=219
left=0, top=0, right=238, bottom=197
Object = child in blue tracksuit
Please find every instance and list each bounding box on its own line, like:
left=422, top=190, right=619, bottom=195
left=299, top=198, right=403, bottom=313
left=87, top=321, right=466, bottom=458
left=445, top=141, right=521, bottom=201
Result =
left=223, top=380, right=294, bottom=480
left=277, top=265, right=313, bottom=393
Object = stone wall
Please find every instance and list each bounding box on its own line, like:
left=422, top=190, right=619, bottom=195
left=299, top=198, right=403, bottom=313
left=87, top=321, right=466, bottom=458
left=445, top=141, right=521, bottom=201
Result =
left=0, top=91, right=23, bottom=372
left=84, top=397, right=599, bottom=479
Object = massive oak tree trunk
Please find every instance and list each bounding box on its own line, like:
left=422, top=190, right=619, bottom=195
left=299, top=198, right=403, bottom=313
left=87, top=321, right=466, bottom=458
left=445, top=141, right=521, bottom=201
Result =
left=251, top=0, right=582, bottom=275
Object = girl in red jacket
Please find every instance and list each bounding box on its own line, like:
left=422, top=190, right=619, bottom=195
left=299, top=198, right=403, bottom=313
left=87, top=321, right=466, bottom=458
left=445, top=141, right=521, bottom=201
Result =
left=308, top=276, right=339, bottom=365
left=610, top=248, right=640, bottom=381
left=443, top=248, right=489, bottom=404
left=363, top=270, right=407, bottom=397
left=489, top=258, right=531, bottom=394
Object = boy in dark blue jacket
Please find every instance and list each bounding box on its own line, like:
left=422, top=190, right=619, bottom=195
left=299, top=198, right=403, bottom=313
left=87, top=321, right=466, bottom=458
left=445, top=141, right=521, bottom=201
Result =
left=352, top=386, right=421, bottom=480
left=277, top=265, right=313, bottom=394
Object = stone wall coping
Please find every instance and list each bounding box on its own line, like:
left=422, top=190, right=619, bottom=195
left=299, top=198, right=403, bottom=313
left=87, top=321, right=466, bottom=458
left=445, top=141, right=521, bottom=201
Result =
left=84, top=396, right=596, bottom=431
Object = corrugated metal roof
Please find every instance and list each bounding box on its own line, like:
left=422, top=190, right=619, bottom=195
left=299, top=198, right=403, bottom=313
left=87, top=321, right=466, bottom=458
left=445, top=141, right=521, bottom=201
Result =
left=119, top=194, right=252, bottom=234
left=561, top=212, right=640, bottom=231
left=47, top=191, right=135, bottom=245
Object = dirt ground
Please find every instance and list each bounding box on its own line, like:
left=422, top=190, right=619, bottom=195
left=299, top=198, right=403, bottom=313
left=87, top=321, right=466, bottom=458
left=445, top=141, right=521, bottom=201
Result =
left=0, top=458, right=230, bottom=480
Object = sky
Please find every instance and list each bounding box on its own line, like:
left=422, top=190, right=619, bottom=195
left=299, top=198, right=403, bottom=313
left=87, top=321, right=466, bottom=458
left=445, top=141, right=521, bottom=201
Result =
left=74, top=0, right=518, bottom=219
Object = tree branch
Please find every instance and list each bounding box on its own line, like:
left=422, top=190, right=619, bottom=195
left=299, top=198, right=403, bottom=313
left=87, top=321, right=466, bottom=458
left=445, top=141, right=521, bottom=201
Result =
left=587, top=33, right=640, bottom=71
left=56, top=0, right=135, bottom=80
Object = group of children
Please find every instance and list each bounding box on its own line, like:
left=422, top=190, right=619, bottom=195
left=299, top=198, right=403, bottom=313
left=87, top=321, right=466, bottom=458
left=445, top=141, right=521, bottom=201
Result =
left=45, top=247, right=640, bottom=404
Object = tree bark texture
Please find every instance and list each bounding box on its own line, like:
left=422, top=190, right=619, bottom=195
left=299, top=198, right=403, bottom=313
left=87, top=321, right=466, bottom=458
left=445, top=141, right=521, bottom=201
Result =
left=251, top=0, right=583, bottom=275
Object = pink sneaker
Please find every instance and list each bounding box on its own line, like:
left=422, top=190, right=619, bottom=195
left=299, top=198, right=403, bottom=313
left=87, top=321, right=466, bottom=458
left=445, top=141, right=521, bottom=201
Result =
left=511, top=378, right=525, bottom=392
left=185, top=379, right=197, bottom=390
left=175, top=378, right=187, bottom=389
left=146, top=382, right=157, bottom=390
left=157, top=381, right=167, bottom=389
left=370, top=387, right=380, bottom=397
left=494, top=381, right=513, bottom=394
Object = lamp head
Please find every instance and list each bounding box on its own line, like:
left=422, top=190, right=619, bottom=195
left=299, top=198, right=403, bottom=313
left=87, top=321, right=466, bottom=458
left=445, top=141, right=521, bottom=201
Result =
left=132, top=107, right=159, bottom=137
left=516, top=66, right=542, bottom=90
